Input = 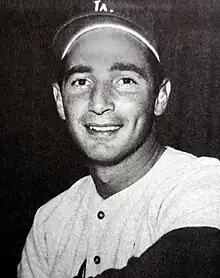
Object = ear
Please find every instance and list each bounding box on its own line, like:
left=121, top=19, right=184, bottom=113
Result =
left=52, top=82, right=66, bottom=120
left=154, top=78, right=171, bottom=116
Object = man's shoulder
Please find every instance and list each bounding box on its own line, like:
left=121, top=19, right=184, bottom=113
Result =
left=157, top=146, right=220, bottom=200
left=34, top=175, right=93, bottom=226
left=156, top=148, right=220, bottom=234
left=169, top=147, right=220, bottom=191
left=164, top=146, right=220, bottom=170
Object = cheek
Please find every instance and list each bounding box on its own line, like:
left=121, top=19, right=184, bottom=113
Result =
left=120, top=92, right=155, bottom=120
left=62, top=93, right=88, bottom=119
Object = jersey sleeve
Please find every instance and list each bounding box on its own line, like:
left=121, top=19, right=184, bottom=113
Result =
left=17, top=209, right=49, bottom=278
left=157, top=161, right=220, bottom=235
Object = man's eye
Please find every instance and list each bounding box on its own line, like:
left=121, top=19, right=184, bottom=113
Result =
left=117, top=78, right=137, bottom=85
left=71, top=79, right=90, bottom=87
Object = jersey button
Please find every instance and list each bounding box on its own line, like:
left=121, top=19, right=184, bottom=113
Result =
left=97, top=211, right=105, bottom=220
left=94, top=255, right=101, bottom=264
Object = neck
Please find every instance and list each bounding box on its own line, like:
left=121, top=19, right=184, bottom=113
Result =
left=89, top=131, right=165, bottom=199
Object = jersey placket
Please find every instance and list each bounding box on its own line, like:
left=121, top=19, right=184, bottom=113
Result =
left=84, top=182, right=146, bottom=277
left=85, top=196, right=109, bottom=277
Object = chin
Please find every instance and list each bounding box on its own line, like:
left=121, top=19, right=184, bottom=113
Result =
left=81, top=146, right=123, bottom=166
left=84, top=143, right=140, bottom=166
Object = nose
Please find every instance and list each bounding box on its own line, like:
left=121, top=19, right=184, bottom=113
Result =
left=88, top=84, right=115, bottom=115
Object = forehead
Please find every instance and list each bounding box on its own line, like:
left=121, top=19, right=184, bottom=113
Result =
left=65, top=28, right=150, bottom=71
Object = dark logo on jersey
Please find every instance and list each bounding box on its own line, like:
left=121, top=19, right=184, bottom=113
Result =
left=72, top=259, right=86, bottom=278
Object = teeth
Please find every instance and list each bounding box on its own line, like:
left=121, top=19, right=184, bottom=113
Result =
left=88, top=126, right=120, bottom=132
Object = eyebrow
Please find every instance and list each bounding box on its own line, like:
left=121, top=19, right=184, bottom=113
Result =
left=62, top=62, right=148, bottom=83
left=63, top=65, right=92, bottom=82
left=110, top=63, right=148, bottom=78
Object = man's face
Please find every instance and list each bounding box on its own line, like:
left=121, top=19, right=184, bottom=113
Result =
left=54, top=28, right=163, bottom=164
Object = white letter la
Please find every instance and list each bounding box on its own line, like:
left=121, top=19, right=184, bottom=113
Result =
left=94, top=0, right=108, bottom=12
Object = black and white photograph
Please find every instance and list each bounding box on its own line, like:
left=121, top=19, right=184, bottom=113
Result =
left=1, top=0, right=220, bottom=277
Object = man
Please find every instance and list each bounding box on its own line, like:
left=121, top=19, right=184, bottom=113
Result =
left=18, top=1, right=220, bottom=277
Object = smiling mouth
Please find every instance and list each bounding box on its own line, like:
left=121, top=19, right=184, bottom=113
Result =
left=85, top=124, right=123, bottom=133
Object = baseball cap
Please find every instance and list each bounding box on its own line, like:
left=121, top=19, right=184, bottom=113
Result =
left=53, top=0, right=161, bottom=62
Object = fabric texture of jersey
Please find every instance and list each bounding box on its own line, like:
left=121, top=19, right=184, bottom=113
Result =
left=17, top=147, right=220, bottom=278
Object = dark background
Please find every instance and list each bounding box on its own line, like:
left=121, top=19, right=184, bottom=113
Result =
left=0, top=0, right=219, bottom=277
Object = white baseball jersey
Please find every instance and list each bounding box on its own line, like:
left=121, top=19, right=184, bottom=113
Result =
left=18, top=147, right=220, bottom=277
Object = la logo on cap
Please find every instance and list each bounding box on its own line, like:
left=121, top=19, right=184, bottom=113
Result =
left=94, top=0, right=114, bottom=13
